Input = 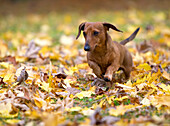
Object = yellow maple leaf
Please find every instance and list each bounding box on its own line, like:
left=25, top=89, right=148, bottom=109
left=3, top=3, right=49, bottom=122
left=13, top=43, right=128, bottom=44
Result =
left=81, top=107, right=95, bottom=116
left=39, top=81, right=51, bottom=92
left=34, top=97, right=47, bottom=109
left=136, top=63, right=151, bottom=71
left=0, top=102, right=18, bottom=118
left=161, top=62, right=169, bottom=69
left=155, top=95, right=170, bottom=107
left=95, top=95, right=104, bottom=100
left=141, top=97, right=150, bottom=106
left=136, top=76, right=146, bottom=84
left=109, top=105, right=127, bottom=116
left=74, top=90, right=95, bottom=99
left=107, top=96, right=115, bottom=104
left=66, top=106, right=82, bottom=112
left=99, top=99, right=106, bottom=108
left=25, top=110, right=42, bottom=119
left=137, top=83, right=147, bottom=90
left=125, top=80, right=133, bottom=87
left=15, top=56, right=27, bottom=62
left=150, top=95, right=170, bottom=109
left=117, top=83, right=134, bottom=90
left=159, top=84, right=170, bottom=94
left=3, top=73, right=13, bottom=82
left=44, top=112, right=65, bottom=126
left=0, top=62, right=15, bottom=69
left=114, top=119, right=129, bottom=126
left=65, top=66, right=79, bottom=75
left=109, top=104, right=139, bottom=116
left=133, top=52, right=144, bottom=65
left=5, top=119, right=20, bottom=125
left=162, top=71, right=170, bottom=80
left=79, top=118, right=91, bottom=126
left=77, top=63, right=89, bottom=69
left=114, top=96, right=129, bottom=101
left=0, top=41, right=8, bottom=57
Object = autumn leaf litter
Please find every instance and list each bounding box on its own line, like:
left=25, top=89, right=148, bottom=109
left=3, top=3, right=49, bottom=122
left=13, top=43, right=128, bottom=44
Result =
left=0, top=10, right=170, bottom=125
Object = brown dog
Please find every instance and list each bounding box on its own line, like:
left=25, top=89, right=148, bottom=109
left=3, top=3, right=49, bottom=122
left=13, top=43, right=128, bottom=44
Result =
left=76, top=22, right=139, bottom=82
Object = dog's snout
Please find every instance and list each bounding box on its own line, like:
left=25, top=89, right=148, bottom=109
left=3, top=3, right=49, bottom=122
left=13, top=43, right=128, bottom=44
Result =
left=84, top=43, right=90, bottom=51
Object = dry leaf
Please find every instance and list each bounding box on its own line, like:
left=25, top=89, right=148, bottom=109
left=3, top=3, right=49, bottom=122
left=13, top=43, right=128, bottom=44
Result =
left=25, top=40, right=41, bottom=58
left=16, top=67, right=28, bottom=84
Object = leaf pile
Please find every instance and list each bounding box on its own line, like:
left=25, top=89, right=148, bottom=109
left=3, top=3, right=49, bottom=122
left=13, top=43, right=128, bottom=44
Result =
left=0, top=10, right=170, bottom=125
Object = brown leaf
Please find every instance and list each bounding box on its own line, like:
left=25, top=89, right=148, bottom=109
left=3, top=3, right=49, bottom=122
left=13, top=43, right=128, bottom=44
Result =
left=131, top=116, right=152, bottom=124
left=5, top=89, right=15, bottom=99
left=55, top=92, right=69, bottom=97
left=66, top=87, right=81, bottom=95
left=145, top=24, right=154, bottom=31
left=136, top=40, right=154, bottom=53
left=36, top=53, right=50, bottom=64
left=25, top=40, right=41, bottom=58
left=147, top=62, right=163, bottom=73
left=40, top=71, right=49, bottom=82
left=90, top=108, right=102, bottom=125
left=16, top=67, right=29, bottom=84
left=101, top=116, right=120, bottom=125
left=13, top=103, right=29, bottom=111
left=92, top=78, right=110, bottom=95
left=22, top=86, right=31, bottom=100
left=2, top=56, right=18, bottom=66
left=0, top=77, right=6, bottom=87
left=90, top=108, right=119, bottom=125
left=91, top=78, right=106, bottom=87
left=9, top=104, right=19, bottom=114
left=53, top=72, right=67, bottom=79
left=85, top=73, right=96, bottom=81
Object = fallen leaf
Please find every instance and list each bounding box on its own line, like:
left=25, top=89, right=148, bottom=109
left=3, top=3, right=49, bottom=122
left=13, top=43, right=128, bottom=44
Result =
left=4, top=119, right=21, bottom=125
left=59, top=35, right=74, bottom=46
left=74, top=90, right=95, bottom=99
left=25, top=40, right=41, bottom=58
left=66, top=87, right=81, bottom=95
left=81, top=107, right=95, bottom=116
left=109, top=105, right=127, bottom=116
left=136, top=63, right=152, bottom=71
left=53, top=72, right=67, bottom=79
left=16, top=67, right=29, bottom=84
left=101, top=116, right=120, bottom=125
left=40, top=71, right=49, bottom=82
left=43, top=112, right=65, bottom=126
left=90, top=108, right=102, bottom=125
left=0, top=102, right=18, bottom=118
left=136, top=40, right=154, bottom=53
left=141, top=97, right=150, bottom=106
left=162, top=70, right=170, bottom=80
left=2, top=56, right=18, bottom=66
left=68, top=106, right=82, bottom=112
left=13, top=103, right=29, bottom=111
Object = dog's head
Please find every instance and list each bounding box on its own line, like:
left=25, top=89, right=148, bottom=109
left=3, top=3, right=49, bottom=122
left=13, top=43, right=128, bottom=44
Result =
left=76, top=22, right=122, bottom=51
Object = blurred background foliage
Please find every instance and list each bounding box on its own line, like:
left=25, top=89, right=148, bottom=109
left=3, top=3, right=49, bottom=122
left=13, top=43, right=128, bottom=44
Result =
left=0, top=0, right=170, bottom=48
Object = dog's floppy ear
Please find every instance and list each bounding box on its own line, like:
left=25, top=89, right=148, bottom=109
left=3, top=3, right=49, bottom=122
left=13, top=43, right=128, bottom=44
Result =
left=103, top=22, right=123, bottom=32
left=76, top=22, right=86, bottom=39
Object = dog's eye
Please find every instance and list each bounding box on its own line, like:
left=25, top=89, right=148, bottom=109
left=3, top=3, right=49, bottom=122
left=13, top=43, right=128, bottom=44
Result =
left=83, top=32, right=86, bottom=37
left=93, top=31, right=99, bottom=36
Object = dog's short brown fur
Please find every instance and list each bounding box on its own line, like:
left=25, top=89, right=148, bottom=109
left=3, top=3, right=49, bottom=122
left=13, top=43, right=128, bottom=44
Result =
left=76, top=22, right=139, bottom=82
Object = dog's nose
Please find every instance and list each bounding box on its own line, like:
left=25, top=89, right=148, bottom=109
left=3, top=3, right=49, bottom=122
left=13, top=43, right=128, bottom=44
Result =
left=84, top=44, right=90, bottom=51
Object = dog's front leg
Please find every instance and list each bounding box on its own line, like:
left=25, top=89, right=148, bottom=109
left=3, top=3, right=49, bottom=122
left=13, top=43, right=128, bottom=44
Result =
left=88, top=60, right=102, bottom=78
left=104, top=63, right=120, bottom=81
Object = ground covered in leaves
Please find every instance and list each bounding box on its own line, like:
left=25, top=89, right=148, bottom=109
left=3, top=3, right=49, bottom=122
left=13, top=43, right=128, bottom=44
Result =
left=0, top=9, right=170, bottom=125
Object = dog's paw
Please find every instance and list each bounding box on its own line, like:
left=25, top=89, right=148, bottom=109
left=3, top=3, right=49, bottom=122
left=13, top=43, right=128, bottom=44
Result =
left=104, top=77, right=110, bottom=82
left=104, top=74, right=112, bottom=82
